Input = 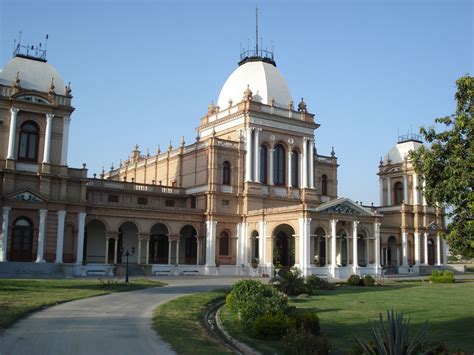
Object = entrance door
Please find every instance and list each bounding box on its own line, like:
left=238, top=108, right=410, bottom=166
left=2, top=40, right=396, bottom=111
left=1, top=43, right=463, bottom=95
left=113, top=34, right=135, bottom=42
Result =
left=10, top=218, right=33, bottom=262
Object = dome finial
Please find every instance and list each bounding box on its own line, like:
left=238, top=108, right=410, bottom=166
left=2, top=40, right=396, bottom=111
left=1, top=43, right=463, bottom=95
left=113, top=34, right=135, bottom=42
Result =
left=48, top=77, right=55, bottom=97
left=207, top=100, right=216, bottom=115
left=297, top=97, right=307, bottom=112
left=243, top=85, right=253, bottom=101
left=13, top=71, right=21, bottom=93
left=65, top=82, right=72, bottom=97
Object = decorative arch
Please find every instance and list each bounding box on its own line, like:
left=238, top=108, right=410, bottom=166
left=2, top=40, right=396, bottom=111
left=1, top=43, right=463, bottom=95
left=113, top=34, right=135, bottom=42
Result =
left=272, top=224, right=296, bottom=267
left=149, top=223, right=169, bottom=264
left=179, top=225, right=198, bottom=265
left=313, top=226, right=327, bottom=266
left=10, top=216, right=34, bottom=262
left=18, top=120, right=39, bottom=162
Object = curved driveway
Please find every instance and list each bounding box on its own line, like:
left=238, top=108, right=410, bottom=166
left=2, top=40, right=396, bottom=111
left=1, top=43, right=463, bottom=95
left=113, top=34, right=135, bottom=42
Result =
left=0, top=277, right=241, bottom=355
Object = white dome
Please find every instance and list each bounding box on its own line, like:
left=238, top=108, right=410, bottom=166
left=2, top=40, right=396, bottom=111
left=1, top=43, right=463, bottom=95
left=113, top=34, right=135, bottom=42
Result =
left=383, top=140, right=422, bottom=165
left=0, top=56, right=65, bottom=95
left=217, top=60, right=292, bottom=109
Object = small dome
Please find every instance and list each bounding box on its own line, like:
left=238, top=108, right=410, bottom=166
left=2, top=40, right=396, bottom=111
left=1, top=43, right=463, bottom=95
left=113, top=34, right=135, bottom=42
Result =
left=0, top=56, right=65, bottom=95
left=383, top=140, right=422, bottom=165
left=217, top=60, right=292, bottom=109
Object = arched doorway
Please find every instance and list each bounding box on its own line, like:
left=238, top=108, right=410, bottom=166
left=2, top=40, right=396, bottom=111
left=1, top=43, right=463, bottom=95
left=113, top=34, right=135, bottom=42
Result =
left=180, top=225, right=197, bottom=265
left=357, top=233, right=367, bottom=266
left=387, top=236, right=397, bottom=266
left=427, top=238, right=435, bottom=265
left=272, top=224, right=295, bottom=268
left=314, top=227, right=326, bottom=266
left=63, top=225, right=75, bottom=263
left=149, top=223, right=169, bottom=264
left=10, top=217, right=34, bottom=262
left=250, top=230, right=259, bottom=263
left=85, top=219, right=107, bottom=263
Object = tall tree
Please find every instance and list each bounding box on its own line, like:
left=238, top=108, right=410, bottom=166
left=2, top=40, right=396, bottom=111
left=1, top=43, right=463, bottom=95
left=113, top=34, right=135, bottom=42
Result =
left=410, top=75, right=473, bottom=258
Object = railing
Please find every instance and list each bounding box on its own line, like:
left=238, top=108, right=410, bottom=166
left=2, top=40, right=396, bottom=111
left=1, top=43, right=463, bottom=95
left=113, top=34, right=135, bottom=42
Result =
left=87, top=178, right=185, bottom=195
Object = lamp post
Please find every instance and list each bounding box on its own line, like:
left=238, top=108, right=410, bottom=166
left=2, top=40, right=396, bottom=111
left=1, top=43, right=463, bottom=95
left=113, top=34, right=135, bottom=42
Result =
left=121, top=246, right=135, bottom=283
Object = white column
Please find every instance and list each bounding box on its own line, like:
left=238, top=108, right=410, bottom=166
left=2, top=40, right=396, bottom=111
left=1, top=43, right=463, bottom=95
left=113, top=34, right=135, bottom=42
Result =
left=60, top=116, right=71, bottom=165
left=442, top=239, right=447, bottom=265
left=168, top=238, right=172, bottom=264
left=413, top=174, right=419, bottom=205
left=268, top=148, right=274, bottom=185
left=258, top=221, right=267, bottom=266
left=236, top=222, right=247, bottom=266
left=374, top=222, right=381, bottom=274
left=245, top=128, right=252, bottom=182
left=75, top=212, right=86, bottom=265
left=176, top=240, right=180, bottom=264
left=302, top=138, right=308, bottom=188
left=205, top=220, right=217, bottom=266
left=325, top=236, right=329, bottom=266
left=114, top=238, right=118, bottom=264
left=436, top=234, right=442, bottom=266
left=7, top=108, right=19, bottom=160
left=379, top=178, right=384, bottom=206
left=105, top=238, right=110, bottom=263
left=287, top=149, right=292, bottom=188
left=309, top=139, right=315, bottom=188
left=298, top=218, right=311, bottom=275
left=55, top=211, right=66, bottom=263
left=403, top=175, right=408, bottom=204
left=36, top=209, right=48, bottom=263
left=137, top=239, right=142, bottom=265
left=196, top=239, right=201, bottom=266
left=402, top=232, right=408, bottom=266
left=422, top=179, right=427, bottom=206
left=352, top=221, right=359, bottom=273
left=330, top=219, right=337, bottom=274
left=1, top=207, right=11, bottom=262
left=253, top=128, right=260, bottom=182
left=145, top=239, right=150, bottom=265
left=414, top=232, right=420, bottom=266
left=423, top=232, right=429, bottom=265
left=42, top=113, right=54, bottom=164
left=386, top=177, right=392, bottom=205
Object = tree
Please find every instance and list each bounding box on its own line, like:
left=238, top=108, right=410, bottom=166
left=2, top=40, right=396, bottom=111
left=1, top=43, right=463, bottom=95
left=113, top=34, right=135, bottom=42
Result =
left=410, top=75, right=473, bottom=258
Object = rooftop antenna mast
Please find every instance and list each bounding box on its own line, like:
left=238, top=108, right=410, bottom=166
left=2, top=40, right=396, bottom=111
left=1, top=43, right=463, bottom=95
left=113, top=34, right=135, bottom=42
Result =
left=255, top=7, right=259, bottom=56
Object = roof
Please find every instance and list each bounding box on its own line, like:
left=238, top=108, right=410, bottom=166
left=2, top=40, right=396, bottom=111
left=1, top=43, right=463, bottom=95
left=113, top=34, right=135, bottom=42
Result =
left=383, top=140, right=422, bottom=165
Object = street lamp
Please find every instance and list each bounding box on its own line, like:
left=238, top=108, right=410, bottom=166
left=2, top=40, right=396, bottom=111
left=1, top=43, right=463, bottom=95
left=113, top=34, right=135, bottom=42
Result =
left=120, top=246, right=135, bottom=283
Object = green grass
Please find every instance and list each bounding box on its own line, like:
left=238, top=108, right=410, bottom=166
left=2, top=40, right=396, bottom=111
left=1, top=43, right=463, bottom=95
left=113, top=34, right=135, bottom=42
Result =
left=0, top=278, right=164, bottom=329
left=221, top=281, right=474, bottom=353
left=153, top=289, right=232, bottom=354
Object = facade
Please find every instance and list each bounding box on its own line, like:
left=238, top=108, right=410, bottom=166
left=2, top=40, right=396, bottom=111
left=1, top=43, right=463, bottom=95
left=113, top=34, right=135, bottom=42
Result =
left=0, top=44, right=447, bottom=278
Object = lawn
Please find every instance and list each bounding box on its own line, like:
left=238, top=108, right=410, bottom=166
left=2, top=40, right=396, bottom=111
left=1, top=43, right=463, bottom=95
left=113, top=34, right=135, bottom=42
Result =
left=153, top=289, right=232, bottom=354
left=221, top=281, right=474, bottom=353
left=0, top=278, right=164, bottom=329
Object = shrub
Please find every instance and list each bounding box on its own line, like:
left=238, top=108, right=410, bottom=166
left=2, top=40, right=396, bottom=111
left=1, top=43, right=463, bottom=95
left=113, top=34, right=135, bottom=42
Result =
left=428, top=269, right=455, bottom=283
left=250, top=312, right=295, bottom=340
left=226, top=279, right=289, bottom=326
left=430, top=269, right=442, bottom=277
left=305, top=275, right=333, bottom=294
left=363, top=275, right=375, bottom=287
left=283, top=327, right=330, bottom=355
left=271, top=268, right=307, bottom=296
left=289, top=309, right=320, bottom=335
left=347, top=274, right=361, bottom=286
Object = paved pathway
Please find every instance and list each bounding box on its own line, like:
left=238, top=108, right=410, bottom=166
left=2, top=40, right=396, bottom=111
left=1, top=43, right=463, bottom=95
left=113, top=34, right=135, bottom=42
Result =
left=0, top=277, right=241, bottom=355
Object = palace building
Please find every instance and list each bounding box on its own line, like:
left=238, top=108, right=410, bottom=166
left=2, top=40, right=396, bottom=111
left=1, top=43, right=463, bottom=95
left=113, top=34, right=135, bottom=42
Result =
left=0, top=38, right=448, bottom=278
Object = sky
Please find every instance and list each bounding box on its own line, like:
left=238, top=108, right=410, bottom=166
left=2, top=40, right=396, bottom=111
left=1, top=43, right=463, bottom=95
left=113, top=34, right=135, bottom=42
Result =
left=1, top=0, right=472, bottom=205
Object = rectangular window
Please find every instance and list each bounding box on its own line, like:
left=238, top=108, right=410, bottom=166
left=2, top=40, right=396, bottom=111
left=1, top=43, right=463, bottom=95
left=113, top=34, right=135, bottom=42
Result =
left=137, top=197, right=148, bottom=205
left=108, top=194, right=119, bottom=203
left=222, top=199, right=230, bottom=206
left=190, top=196, right=197, bottom=209
left=165, top=199, right=175, bottom=207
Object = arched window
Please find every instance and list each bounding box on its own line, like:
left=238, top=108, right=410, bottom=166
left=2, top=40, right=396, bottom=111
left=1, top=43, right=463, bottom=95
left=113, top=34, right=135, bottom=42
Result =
left=394, top=181, right=404, bottom=205
left=321, top=175, right=328, bottom=195
left=18, top=121, right=39, bottom=162
left=222, top=161, right=231, bottom=185
left=11, top=217, right=34, bottom=261
left=251, top=231, right=259, bottom=260
left=260, top=145, right=268, bottom=184
left=273, top=144, right=286, bottom=185
left=291, top=150, right=299, bottom=188
left=219, top=231, right=230, bottom=256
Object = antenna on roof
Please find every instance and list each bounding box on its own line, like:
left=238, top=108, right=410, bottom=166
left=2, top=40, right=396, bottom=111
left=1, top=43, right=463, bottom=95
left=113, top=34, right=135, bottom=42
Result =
left=255, top=6, right=259, bottom=55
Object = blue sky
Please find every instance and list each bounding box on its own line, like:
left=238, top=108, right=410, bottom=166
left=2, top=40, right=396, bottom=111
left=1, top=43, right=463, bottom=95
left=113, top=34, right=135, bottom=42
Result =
left=1, top=0, right=472, bottom=204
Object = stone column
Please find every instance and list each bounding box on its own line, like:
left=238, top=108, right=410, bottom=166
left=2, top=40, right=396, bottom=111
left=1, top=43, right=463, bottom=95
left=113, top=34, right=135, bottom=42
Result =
left=258, top=221, right=267, bottom=265
left=414, top=232, right=420, bottom=266
left=442, top=239, right=447, bottom=265
left=7, top=108, right=19, bottom=160
left=268, top=148, right=274, bottom=185
left=413, top=174, right=419, bottom=205
left=145, top=239, right=150, bottom=265
left=422, top=179, right=427, bottom=206
left=402, top=232, right=408, bottom=266
left=205, top=220, right=217, bottom=267
left=298, top=218, right=311, bottom=275
left=423, top=232, right=429, bottom=265
left=175, top=238, right=180, bottom=265
left=245, top=128, right=253, bottom=182
left=379, top=178, right=384, bottom=205
left=75, top=212, right=86, bottom=265
left=60, top=116, right=71, bottom=166
left=287, top=149, right=292, bottom=188
left=352, top=221, right=359, bottom=273
left=309, top=139, right=315, bottom=188
left=36, top=209, right=48, bottom=263
left=302, top=138, right=308, bottom=188
left=137, top=239, right=142, bottom=265
left=0, top=207, right=11, bottom=262
left=114, top=238, right=118, bottom=264
left=55, top=211, right=66, bottom=263
left=168, top=236, right=172, bottom=265
left=436, top=234, right=442, bottom=266
left=403, top=175, right=408, bottom=203
left=387, top=177, right=392, bottom=205
left=374, top=222, right=381, bottom=274
left=330, top=219, right=337, bottom=274
left=253, top=128, right=260, bottom=182
left=105, top=238, right=110, bottom=263
left=196, top=238, right=202, bottom=265
left=42, top=114, right=54, bottom=164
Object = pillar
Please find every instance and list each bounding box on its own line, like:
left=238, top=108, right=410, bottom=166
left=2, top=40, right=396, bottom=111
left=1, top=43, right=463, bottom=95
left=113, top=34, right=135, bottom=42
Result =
left=330, top=219, right=337, bottom=274
left=298, top=218, right=311, bottom=275
left=442, top=239, right=447, bottom=265
left=325, top=236, right=329, bottom=267
left=114, top=237, right=118, bottom=264
left=287, top=149, right=292, bottom=188
left=60, top=116, right=71, bottom=165
left=309, top=139, right=315, bottom=188
left=75, top=212, right=86, bottom=265
left=137, top=239, right=142, bottom=265
left=436, top=234, right=442, bottom=266
left=55, top=211, right=66, bottom=263
left=205, top=220, right=217, bottom=266
left=374, top=222, right=381, bottom=273
left=423, top=232, right=429, bottom=265
left=176, top=239, right=180, bottom=265
left=387, top=177, right=392, bottom=205
left=302, top=138, right=308, bottom=188
left=104, top=238, right=110, bottom=263
left=36, top=209, right=47, bottom=263
left=402, top=232, right=408, bottom=266
left=42, top=113, right=54, bottom=164
left=253, top=128, right=260, bottom=182
left=268, top=148, right=274, bottom=185
left=7, top=108, right=19, bottom=160
left=258, top=221, right=267, bottom=265
left=414, top=232, right=420, bottom=266
left=168, top=236, right=172, bottom=265
left=413, top=174, right=419, bottom=205
left=352, top=221, right=359, bottom=273
left=403, top=175, right=408, bottom=203
left=1, top=207, right=11, bottom=262
left=245, top=128, right=253, bottom=182
left=422, top=179, right=427, bottom=206
left=196, top=238, right=202, bottom=265
left=379, top=178, right=384, bottom=206
left=145, top=239, right=150, bottom=265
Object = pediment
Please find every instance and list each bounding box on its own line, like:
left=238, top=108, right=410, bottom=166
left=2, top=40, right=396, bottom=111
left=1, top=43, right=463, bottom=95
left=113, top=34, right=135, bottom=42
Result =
left=8, top=190, right=45, bottom=203
left=13, top=92, right=53, bottom=105
left=314, top=197, right=375, bottom=217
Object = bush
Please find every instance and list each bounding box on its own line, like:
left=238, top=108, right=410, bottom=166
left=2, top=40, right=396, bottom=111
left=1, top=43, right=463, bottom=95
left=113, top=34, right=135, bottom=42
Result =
left=289, top=309, right=320, bottom=335
left=428, top=269, right=455, bottom=283
left=363, top=275, right=375, bottom=287
left=250, top=312, right=295, bottom=340
left=271, top=268, right=307, bottom=296
left=347, top=274, right=361, bottom=286
left=226, top=279, right=289, bottom=326
left=305, top=275, right=333, bottom=294
left=283, top=327, right=329, bottom=355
